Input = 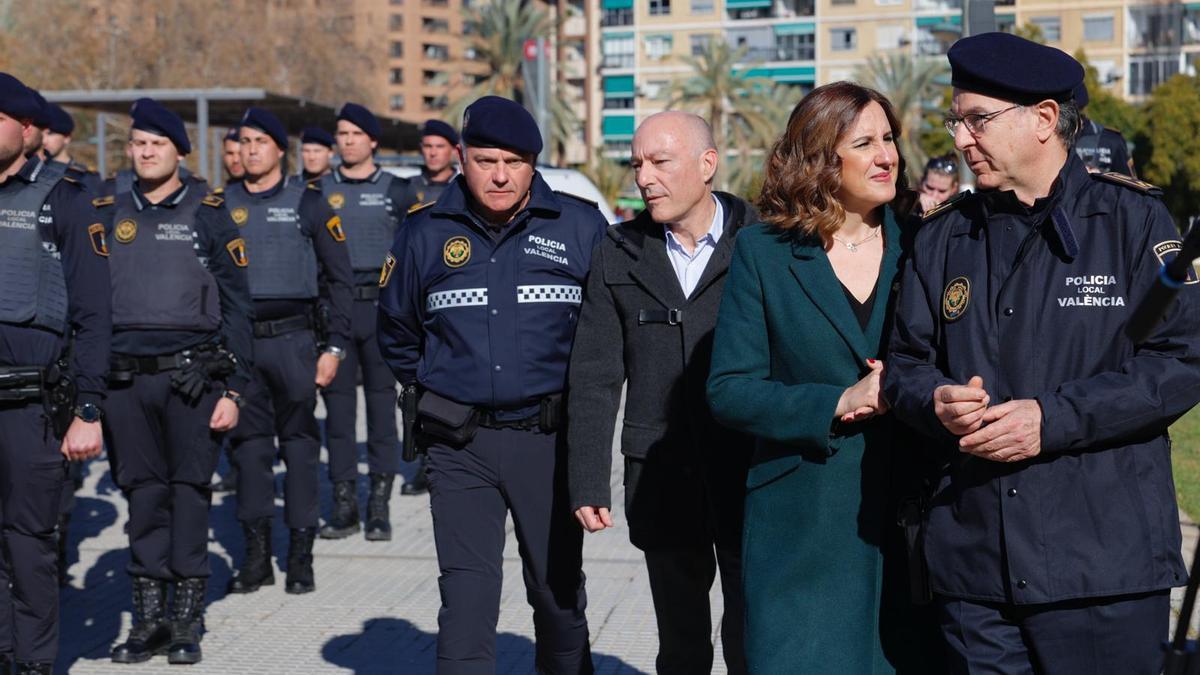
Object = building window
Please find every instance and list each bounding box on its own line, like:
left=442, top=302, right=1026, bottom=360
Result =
left=997, top=14, right=1016, bottom=32
left=389, top=0, right=403, bottom=5
left=423, top=43, right=449, bottom=60
left=464, top=47, right=479, bottom=60
left=649, top=0, right=671, bottom=16
left=693, top=0, right=714, bottom=12
left=463, top=20, right=477, bottom=35
left=390, top=41, right=404, bottom=58
left=1083, top=14, right=1114, bottom=41
left=423, top=95, right=448, bottom=110
left=389, top=68, right=404, bottom=84
left=601, top=8, right=633, bottom=26
left=604, top=140, right=632, bottom=155
left=830, top=27, right=857, bottom=51
left=389, top=13, right=403, bottom=31
left=1030, top=16, right=1061, bottom=42
left=642, top=79, right=668, bottom=99
left=876, top=0, right=901, bottom=6
left=602, top=35, right=635, bottom=69
left=776, top=32, right=815, bottom=60
left=422, top=0, right=448, bottom=6
left=389, top=94, right=405, bottom=110
left=423, top=69, right=443, bottom=85
left=422, top=17, right=449, bottom=33
left=603, top=96, right=635, bottom=110
left=1129, top=55, right=1180, bottom=95
left=690, top=34, right=712, bottom=56
left=875, top=25, right=906, bottom=50
left=831, top=0, right=855, bottom=6
left=645, top=34, right=673, bottom=60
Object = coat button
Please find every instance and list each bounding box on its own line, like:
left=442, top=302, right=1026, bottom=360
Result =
left=1016, top=579, right=1028, bottom=589
left=493, top=365, right=502, bottom=372
left=1007, top=488, right=1017, bottom=497
left=1003, top=307, right=1014, bottom=316
left=491, top=309, right=498, bottom=316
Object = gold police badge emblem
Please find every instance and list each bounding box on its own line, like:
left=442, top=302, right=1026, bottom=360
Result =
left=328, top=192, right=345, bottom=210
left=231, top=207, right=249, bottom=226
left=443, top=236, right=470, bottom=268
left=379, top=252, right=397, bottom=287
left=942, top=276, right=970, bottom=322
left=115, top=219, right=137, bottom=243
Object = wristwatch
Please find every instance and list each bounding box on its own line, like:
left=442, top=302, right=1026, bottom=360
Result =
left=73, top=403, right=104, bottom=423
left=222, top=390, right=245, bottom=408
left=323, top=345, right=347, bottom=361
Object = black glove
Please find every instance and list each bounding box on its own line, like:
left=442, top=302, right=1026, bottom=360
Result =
left=170, top=355, right=210, bottom=403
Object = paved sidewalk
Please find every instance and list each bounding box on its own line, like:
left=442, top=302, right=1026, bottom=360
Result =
left=58, top=393, right=731, bottom=674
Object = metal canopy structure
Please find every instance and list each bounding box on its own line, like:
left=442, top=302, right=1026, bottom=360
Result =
left=42, top=88, right=422, bottom=183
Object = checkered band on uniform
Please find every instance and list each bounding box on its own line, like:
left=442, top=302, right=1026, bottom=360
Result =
left=516, top=285, right=582, bottom=305
left=426, top=288, right=489, bottom=312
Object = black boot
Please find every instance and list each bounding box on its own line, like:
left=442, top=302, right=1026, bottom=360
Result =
left=285, top=527, right=316, bottom=594
left=55, top=513, right=70, bottom=587
left=319, top=480, right=360, bottom=539
left=364, top=473, right=394, bottom=541
left=166, top=577, right=206, bottom=664
left=227, top=517, right=274, bottom=593
left=111, top=576, right=171, bottom=663
left=13, top=663, right=50, bottom=674
left=400, top=456, right=429, bottom=496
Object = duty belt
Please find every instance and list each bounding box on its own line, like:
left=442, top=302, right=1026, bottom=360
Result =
left=353, top=285, right=381, bottom=301
left=477, top=409, right=541, bottom=430
left=0, top=366, right=46, bottom=402
left=476, top=392, right=564, bottom=432
left=110, top=352, right=194, bottom=375
left=253, top=313, right=314, bottom=338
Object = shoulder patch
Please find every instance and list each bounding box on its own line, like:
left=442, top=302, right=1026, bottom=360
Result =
left=91, top=195, right=115, bottom=208
left=225, top=238, right=248, bottom=267
left=61, top=174, right=80, bottom=185
left=1092, top=171, right=1162, bottom=196
left=921, top=190, right=971, bottom=222
left=201, top=193, right=225, bottom=208
left=212, top=187, right=224, bottom=195
left=307, top=180, right=322, bottom=191
left=554, top=190, right=598, bottom=209
left=87, top=223, right=109, bottom=257
left=408, top=200, right=436, bottom=215
left=325, top=215, right=346, bottom=242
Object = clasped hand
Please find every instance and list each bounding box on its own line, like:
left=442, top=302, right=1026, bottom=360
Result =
left=835, top=359, right=889, bottom=424
left=933, top=376, right=1042, bottom=462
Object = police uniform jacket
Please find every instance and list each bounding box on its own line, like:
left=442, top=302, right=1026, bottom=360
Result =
left=0, top=156, right=111, bottom=406
left=376, top=173, right=608, bottom=418
left=316, top=166, right=409, bottom=286
left=96, top=180, right=255, bottom=392
left=884, top=152, right=1200, bottom=605
left=1075, top=119, right=1134, bottom=177
left=566, top=192, right=754, bottom=550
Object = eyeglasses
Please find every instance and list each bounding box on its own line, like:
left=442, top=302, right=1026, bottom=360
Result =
left=925, top=157, right=957, bottom=175
left=943, top=105, right=1023, bottom=137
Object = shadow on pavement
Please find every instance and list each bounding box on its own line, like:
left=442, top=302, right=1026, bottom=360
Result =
left=322, top=617, right=649, bottom=674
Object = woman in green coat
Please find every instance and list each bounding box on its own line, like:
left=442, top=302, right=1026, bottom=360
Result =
left=707, top=82, right=939, bottom=673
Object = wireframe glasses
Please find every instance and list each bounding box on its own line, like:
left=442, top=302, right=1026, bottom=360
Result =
left=943, top=105, right=1023, bottom=137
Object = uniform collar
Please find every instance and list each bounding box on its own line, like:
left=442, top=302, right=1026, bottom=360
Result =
left=333, top=165, right=381, bottom=185
left=975, top=152, right=1087, bottom=260
left=238, top=174, right=287, bottom=200
left=131, top=179, right=190, bottom=211
left=7, top=154, right=46, bottom=185
left=431, top=172, right=563, bottom=221
left=420, top=167, right=457, bottom=185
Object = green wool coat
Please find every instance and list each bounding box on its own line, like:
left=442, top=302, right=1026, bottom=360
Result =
left=707, top=208, right=935, bottom=674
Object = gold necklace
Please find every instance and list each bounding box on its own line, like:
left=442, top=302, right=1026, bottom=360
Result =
left=831, top=227, right=880, bottom=253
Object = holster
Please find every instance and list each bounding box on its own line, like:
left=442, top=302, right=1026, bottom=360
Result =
left=400, top=383, right=421, bottom=462
left=415, top=390, right=479, bottom=448
left=538, top=393, right=564, bottom=433
left=897, top=494, right=932, bottom=606
left=42, top=359, right=76, bottom=439
left=314, top=304, right=332, bottom=349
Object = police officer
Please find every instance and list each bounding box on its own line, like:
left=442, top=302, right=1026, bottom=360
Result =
left=40, top=103, right=102, bottom=195
left=297, top=127, right=334, bottom=182
left=378, top=96, right=599, bottom=674
left=224, top=107, right=353, bottom=595
left=885, top=33, right=1200, bottom=675
left=222, top=127, right=244, bottom=185
left=394, top=119, right=459, bottom=219
left=315, top=103, right=409, bottom=542
left=92, top=99, right=253, bottom=666
left=1073, top=82, right=1135, bottom=176
left=0, top=72, right=111, bottom=675
left=104, top=100, right=206, bottom=198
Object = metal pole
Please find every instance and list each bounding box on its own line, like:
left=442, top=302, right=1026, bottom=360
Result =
left=538, top=37, right=549, bottom=154
left=96, top=112, right=108, bottom=178
left=196, top=97, right=209, bottom=181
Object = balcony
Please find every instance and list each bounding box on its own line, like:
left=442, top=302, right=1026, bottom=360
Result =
left=601, top=8, right=633, bottom=27
left=739, top=44, right=815, bottom=62
left=914, top=0, right=961, bottom=11
left=728, top=0, right=813, bottom=20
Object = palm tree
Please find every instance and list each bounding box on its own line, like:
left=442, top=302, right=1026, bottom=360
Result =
left=443, top=1, right=577, bottom=162
left=854, top=53, right=949, bottom=182
left=579, top=149, right=633, bottom=208
left=663, top=42, right=791, bottom=192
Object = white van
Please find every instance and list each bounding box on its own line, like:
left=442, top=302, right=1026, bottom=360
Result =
left=380, top=164, right=617, bottom=225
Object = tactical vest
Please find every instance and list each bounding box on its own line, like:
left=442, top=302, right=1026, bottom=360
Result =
left=0, top=164, right=68, bottom=333
left=321, top=170, right=397, bottom=272
left=412, top=172, right=454, bottom=206
left=108, top=186, right=221, bottom=332
left=224, top=181, right=319, bottom=300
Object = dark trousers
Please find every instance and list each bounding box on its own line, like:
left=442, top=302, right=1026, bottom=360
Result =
left=231, top=330, right=320, bottom=529
left=0, top=403, right=66, bottom=662
left=321, top=297, right=399, bottom=482
left=427, top=426, right=591, bottom=675
left=105, top=371, right=223, bottom=580
left=644, top=546, right=747, bottom=675
left=938, top=591, right=1169, bottom=675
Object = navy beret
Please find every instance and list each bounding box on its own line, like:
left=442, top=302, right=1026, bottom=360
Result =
left=0, top=72, right=41, bottom=120
left=337, top=103, right=381, bottom=139
left=300, top=126, right=334, bottom=148
left=948, top=32, right=1083, bottom=104
left=461, top=96, right=542, bottom=156
left=1073, top=82, right=1089, bottom=109
left=240, top=107, right=288, bottom=150
left=46, top=103, right=75, bottom=135
left=223, top=127, right=240, bottom=143
left=131, top=97, right=192, bottom=155
left=422, top=119, right=459, bottom=145
left=29, top=90, right=52, bottom=129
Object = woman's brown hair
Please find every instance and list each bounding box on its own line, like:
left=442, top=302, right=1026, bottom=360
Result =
left=757, top=81, right=914, bottom=237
